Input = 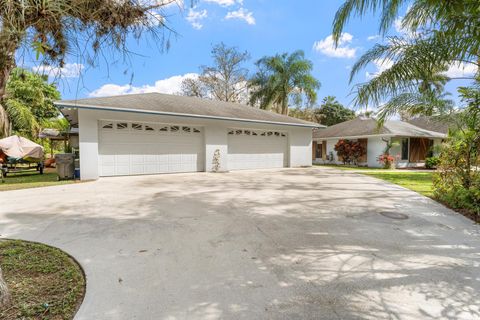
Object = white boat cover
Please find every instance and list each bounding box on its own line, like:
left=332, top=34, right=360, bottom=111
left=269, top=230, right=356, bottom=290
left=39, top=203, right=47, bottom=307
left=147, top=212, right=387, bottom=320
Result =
left=0, top=135, right=44, bottom=161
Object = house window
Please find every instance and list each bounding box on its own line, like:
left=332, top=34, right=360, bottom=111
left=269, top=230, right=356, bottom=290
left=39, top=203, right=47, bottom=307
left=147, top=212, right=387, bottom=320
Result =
left=117, top=123, right=128, bottom=130
left=145, top=125, right=154, bottom=131
left=315, top=143, right=322, bottom=159
left=170, top=126, right=179, bottom=132
left=132, top=123, right=143, bottom=131
left=401, top=138, right=409, bottom=160
left=182, top=126, right=191, bottom=133
left=102, top=122, right=113, bottom=129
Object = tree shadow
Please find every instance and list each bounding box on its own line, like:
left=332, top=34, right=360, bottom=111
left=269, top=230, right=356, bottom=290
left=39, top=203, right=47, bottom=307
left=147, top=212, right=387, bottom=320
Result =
left=0, top=167, right=479, bottom=319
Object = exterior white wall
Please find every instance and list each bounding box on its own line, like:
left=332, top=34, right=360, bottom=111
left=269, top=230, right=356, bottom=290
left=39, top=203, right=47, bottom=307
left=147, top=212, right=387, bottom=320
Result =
left=204, top=125, right=228, bottom=172
left=367, top=137, right=386, bottom=168
left=76, top=109, right=313, bottom=179
left=288, top=127, right=313, bottom=167
left=78, top=109, right=99, bottom=180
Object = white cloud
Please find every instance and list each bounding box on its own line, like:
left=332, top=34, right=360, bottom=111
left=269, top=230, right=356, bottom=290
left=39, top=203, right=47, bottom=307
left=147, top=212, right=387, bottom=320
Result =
left=225, top=8, right=255, bottom=25
left=365, top=58, right=394, bottom=79
left=444, top=62, right=478, bottom=78
left=32, top=63, right=84, bottom=78
left=89, top=73, right=199, bottom=97
left=313, top=33, right=357, bottom=58
left=204, top=0, right=240, bottom=6
left=367, top=34, right=380, bottom=41
left=186, top=8, right=207, bottom=29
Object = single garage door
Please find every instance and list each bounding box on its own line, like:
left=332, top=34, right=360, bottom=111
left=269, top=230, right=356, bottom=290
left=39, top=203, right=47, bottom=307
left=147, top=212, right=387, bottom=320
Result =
left=98, top=121, right=204, bottom=176
left=227, top=128, right=288, bottom=170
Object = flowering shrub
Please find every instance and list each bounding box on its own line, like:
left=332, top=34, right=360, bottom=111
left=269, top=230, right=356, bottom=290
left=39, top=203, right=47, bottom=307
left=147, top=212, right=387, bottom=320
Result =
left=334, top=139, right=366, bottom=165
left=377, top=154, right=395, bottom=169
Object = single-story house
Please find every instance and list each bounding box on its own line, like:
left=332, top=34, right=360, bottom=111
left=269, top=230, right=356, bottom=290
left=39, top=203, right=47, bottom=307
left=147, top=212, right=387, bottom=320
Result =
left=55, top=93, right=321, bottom=180
left=312, top=116, right=447, bottom=168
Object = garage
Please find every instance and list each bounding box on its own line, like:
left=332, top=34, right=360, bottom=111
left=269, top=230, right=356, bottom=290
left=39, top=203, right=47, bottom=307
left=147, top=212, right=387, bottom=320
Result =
left=227, top=128, right=288, bottom=170
left=98, top=121, right=204, bottom=176
left=56, top=92, right=320, bottom=180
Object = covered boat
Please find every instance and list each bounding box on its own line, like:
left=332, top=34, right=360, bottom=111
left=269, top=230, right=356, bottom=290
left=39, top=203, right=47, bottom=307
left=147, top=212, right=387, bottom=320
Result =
left=0, top=135, right=44, bottom=163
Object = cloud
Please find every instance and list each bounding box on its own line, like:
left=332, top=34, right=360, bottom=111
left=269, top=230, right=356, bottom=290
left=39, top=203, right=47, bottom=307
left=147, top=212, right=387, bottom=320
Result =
left=444, top=62, right=478, bottom=78
left=186, top=8, right=208, bottom=29
left=367, top=34, right=380, bottom=41
left=313, top=33, right=357, bottom=58
left=32, top=63, right=84, bottom=78
left=365, top=58, right=394, bottom=79
left=225, top=8, right=255, bottom=25
left=204, top=0, right=240, bottom=6
left=89, top=73, right=199, bottom=97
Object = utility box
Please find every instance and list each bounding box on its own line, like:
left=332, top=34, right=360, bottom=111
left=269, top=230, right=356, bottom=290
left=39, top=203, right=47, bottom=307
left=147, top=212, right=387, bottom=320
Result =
left=55, top=153, right=75, bottom=180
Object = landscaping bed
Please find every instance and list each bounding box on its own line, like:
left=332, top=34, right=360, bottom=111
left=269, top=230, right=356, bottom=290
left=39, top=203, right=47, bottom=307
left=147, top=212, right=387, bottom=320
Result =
left=0, top=239, right=85, bottom=320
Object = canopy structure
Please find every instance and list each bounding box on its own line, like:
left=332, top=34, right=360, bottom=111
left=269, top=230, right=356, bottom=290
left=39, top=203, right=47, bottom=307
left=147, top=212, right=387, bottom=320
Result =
left=0, top=135, right=44, bottom=162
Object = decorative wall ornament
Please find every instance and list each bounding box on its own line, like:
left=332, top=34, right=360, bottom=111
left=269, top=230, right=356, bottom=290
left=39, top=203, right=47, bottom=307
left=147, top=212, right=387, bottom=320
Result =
left=212, top=149, right=221, bottom=172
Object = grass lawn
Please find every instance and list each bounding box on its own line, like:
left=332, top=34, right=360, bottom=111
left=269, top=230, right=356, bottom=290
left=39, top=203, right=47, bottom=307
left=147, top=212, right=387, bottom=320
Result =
left=0, top=239, right=85, bottom=320
left=315, top=164, right=434, bottom=197
left=0, top=168, right=75, bottom=191
left=361, top=171, right=434, bottom=197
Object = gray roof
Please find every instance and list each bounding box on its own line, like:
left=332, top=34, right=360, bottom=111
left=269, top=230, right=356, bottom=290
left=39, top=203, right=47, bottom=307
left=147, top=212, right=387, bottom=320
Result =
left=313, top=116, right=446, bottom=139
left=55, top=93, right=321, bottom=128
left=406, top=116, right=450, bottom=134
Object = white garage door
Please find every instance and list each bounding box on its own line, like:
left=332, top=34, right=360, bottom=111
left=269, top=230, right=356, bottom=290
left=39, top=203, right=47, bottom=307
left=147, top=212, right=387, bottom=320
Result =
left=227, top=128, right=288, bottom=170
left=98, top=121, right=204, bottom=176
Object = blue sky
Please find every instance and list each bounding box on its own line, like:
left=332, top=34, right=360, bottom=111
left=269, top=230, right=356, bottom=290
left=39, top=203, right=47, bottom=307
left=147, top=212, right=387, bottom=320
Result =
left=26, top=0, right=477, bottom=111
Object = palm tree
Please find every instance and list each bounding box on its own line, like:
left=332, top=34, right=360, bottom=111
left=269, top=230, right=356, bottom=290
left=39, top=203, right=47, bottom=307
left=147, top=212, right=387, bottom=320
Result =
left=249, top=51, right=320, bottom=115
left=332, top=0, right=479, bottom=121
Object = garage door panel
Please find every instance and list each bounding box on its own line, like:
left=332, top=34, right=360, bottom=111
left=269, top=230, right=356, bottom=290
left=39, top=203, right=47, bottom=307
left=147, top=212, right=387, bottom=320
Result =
left=99, top=121, right=204, bottom=176
left=228, top=129, right=287, bottom=170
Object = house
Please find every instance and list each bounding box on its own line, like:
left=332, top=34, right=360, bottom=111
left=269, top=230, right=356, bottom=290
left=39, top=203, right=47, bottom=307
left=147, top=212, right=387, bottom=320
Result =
left=312, top=116, right=447, bottom=168
left=55, top=93, right=321, bottom=180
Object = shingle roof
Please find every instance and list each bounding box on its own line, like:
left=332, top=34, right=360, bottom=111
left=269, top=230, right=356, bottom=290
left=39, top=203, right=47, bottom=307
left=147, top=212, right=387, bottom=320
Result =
left=313, top=116, right=446, bottom=139
left=55, top=93, right=321, bottom=128
left=406, top=116, right=450, bottom=134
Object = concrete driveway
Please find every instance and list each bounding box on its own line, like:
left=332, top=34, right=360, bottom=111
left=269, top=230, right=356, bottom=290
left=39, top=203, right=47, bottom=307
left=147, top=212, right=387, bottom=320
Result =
left=0, top=167, right=479, bottom=320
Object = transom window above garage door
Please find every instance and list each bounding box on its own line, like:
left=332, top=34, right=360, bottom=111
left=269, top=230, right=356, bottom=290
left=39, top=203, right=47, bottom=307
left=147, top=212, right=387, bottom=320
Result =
left=100, top=121, right=202, bottom=134
left=228, top=129, right=287, bottom=137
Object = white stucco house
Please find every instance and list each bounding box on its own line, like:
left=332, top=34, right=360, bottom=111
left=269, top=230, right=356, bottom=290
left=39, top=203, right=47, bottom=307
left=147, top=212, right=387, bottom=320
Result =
left=312, top=116, right=447, bottom=168
left=55, top=93, right=321, bottom=180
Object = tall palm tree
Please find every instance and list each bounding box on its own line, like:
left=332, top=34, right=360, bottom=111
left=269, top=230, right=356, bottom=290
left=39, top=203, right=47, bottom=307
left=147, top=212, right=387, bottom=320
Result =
left=332, top=0, right=479, bottom=122
left=249, top=50, right=320, bottom=115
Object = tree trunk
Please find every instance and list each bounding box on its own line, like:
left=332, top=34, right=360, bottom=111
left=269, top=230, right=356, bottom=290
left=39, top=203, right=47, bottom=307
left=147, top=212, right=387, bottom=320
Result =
left=0, top=28, right=21, bottom=137
left=0, top=266, right=10, bottom=308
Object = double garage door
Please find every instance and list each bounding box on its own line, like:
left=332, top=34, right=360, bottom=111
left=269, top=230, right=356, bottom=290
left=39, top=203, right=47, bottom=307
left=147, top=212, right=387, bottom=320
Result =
left=98, top=121, right=288, bottom=176
left=99, top=121, right=204, bottom=176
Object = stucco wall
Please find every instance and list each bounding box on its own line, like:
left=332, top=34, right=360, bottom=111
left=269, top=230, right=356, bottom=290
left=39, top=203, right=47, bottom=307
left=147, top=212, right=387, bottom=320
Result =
left=367, top=137, right=386, bottom=168
left=77, top=109, right=313, bottom=179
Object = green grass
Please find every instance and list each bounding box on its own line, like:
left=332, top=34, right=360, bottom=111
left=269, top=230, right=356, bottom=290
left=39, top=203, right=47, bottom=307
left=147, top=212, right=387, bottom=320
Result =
left=315, top=164, right=434, bottom=197
left=0, top=239, right=85, bottom=320
left=314, top=164, right=384, bottom=171
left=361, top=171, right=434, bottom=197
left=0, top=169, right=75, bottom=191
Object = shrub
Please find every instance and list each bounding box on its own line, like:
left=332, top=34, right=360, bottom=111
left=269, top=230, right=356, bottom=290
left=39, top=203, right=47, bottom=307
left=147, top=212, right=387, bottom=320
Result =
left=377, top=154, right=395, bottom=169
left=334, top=139, right=366, bottom=165
left=425, top=156, right=440, bottom=169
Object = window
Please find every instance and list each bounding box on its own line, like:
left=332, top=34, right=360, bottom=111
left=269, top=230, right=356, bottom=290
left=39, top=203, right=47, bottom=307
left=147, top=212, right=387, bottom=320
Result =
left=244, top=130, right=251, bottom=135
left=145, top=125, right=154, bottom=131
left=401, top=138, right=409, bottom=160
left=315, top=143, right=323, bottom=159
left=193, top=128, right=201, bottom=133
left=281, top=133, right=286, bottom=137
left=159, top=126, right=168, bottom=132
left=235, top=130, right=242, bottom=135
left=170, top=126, right=179, bottom=132
left=132, top=123, right=143, bottom=131
left=102, top=123, right=113, bottom=129
left=182, top=126, right=191, bottom=133
left=228, top=130, right=234, bottom=135
left=117, top=123, right=128, bottom=130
